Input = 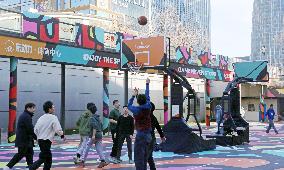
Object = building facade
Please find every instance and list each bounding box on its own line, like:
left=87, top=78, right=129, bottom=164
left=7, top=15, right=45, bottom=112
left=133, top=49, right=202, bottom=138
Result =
left=151, top=0, right=211, bottom=51
left=251, top=0, right=284, bottom=68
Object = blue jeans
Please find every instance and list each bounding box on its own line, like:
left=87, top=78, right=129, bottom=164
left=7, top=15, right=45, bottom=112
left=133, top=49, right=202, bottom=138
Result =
left=81, top=138, right=105, bottom=162
left=134, top=133, right=152, bottom=170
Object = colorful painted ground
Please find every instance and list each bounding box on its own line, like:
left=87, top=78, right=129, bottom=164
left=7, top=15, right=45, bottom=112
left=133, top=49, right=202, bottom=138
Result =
left=1, top=122, right=284, bottom=170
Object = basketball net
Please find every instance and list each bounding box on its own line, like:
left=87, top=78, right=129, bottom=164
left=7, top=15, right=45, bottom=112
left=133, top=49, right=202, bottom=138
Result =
left=127, top=62, right=143, bottom=74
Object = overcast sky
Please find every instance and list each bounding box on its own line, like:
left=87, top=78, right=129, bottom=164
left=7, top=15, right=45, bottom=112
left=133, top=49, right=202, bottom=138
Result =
left=211, top=0, right=254, bottom=58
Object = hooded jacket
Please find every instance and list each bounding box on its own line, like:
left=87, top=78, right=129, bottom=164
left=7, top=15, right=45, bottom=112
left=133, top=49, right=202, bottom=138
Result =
left=76, top=110, right=92, bottom=136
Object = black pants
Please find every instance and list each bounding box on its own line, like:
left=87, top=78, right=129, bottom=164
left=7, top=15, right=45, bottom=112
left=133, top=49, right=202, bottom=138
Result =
left=7, top=146, right=34, bottom=168
left=29, top=139, right=52, bottom=170
left=110, top=129, right=118, bottom=157
left=147, top=136, right=156, bottom=170
left=117, top=134, right=132, bottom=160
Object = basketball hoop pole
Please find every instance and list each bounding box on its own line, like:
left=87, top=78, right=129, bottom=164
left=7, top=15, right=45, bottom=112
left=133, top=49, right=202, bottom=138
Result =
left=124, top=70, right=128, bottom=106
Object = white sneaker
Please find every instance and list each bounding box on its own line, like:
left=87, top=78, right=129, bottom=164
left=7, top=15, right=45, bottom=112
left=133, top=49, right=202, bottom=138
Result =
left=3, top=166, right=12, bottom=170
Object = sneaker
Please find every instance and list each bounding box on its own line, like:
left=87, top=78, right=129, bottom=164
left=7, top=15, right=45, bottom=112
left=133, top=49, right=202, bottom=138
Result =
left=109, top=157, right=119, bottom=163
left=3, top=167, right=12, bottom=170
left=97, top=161, right=109, bottom=168
left=129, top=160, right=134, bottom=164
left=78, top=159, right=85, bottom=167
left=111, top=158, right=122, bottom=164
left=73, top=156, right=79, bottom=164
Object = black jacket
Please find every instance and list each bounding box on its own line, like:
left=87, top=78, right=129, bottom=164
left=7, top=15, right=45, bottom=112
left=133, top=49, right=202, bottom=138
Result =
left=15, top=110, right=37, bottom=147
left=151, top=113, right=165, bottom=138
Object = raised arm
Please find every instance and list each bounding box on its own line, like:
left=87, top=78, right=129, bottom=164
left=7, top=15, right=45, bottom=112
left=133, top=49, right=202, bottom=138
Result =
left=128, top=96, right=140, bottom=115
left=145, top=78, right=150, bottom=102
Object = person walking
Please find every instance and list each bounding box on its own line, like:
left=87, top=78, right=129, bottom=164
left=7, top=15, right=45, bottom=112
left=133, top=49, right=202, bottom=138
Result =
left=266, top=104, right=278, bottom=134
left=109, top=100, right=121, bottom=161
left=79, top=104, right=109, bottom=168
left=28, top=101, right=66, bottom=170
left=73, top=103, right=94, bottom=164
left=128, top=78, right=152, bottom=170
left=4, top=103, right=37, bottom=170
left=115, top=105, right=134, bottom=164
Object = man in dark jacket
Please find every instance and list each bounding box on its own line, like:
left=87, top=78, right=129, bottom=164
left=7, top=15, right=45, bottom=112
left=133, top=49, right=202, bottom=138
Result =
left=115, top=105, right=134, bottom=164
left=4, top=103, right=37, bottom=170
left=148, top=102, right=166, bottom=170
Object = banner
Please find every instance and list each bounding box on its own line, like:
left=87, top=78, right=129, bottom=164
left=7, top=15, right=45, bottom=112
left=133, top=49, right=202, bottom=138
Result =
left=0, top=35, right=120, bottom=69
left=175, top=46, right=233, bottom=71
left=169, top=62, right=233, bottom=81
left=0, top=35, right=46, bottom=60
left=121, top=36, right=166, bottom=69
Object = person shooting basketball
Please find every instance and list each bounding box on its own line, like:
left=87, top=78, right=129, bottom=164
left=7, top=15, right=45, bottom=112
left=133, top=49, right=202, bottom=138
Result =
left=128, top=78, right=152, bottom=170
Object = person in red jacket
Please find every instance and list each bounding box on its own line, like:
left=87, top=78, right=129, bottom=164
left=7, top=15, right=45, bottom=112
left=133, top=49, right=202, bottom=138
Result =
left=148, top=102, right=166, bottom=170
left=128, top=78, right=152, bottom=170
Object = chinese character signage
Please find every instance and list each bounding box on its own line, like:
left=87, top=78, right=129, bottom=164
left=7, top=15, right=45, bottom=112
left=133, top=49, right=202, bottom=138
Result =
left=0, top=35, right=120, bottom=69
left=0, top=35, right=46, bottom=60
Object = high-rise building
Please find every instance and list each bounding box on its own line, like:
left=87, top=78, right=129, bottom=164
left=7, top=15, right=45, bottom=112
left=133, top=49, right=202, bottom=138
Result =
left=251, top=0, right=284, bottom=68
left=151, top=0, right=210, bottom=50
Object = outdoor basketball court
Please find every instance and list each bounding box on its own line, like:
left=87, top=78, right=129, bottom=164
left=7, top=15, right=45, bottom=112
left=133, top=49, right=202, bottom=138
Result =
left=1, top=122, right=284, bottom=170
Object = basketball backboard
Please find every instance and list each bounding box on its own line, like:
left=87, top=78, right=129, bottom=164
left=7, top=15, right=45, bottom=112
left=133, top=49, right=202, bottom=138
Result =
left=120, top=36, right=167, bottom=70
left=234, top=61, right=269, bottom=82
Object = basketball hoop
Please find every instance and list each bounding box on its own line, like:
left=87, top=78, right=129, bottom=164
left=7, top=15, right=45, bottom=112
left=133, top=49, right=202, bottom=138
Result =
left=127, top=62, right=144, bottom=74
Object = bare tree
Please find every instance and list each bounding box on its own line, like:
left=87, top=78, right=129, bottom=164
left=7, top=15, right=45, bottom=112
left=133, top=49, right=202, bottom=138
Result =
left=148, top=6, right=203, bottom=50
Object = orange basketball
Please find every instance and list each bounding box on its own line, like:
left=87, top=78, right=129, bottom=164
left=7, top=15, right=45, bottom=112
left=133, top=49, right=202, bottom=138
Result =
left=138, top=16, right=147, bottom=25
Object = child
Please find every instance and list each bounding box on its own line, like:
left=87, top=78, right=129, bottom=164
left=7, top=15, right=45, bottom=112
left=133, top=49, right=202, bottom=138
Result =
left=115, top=105, right=134, bottom=164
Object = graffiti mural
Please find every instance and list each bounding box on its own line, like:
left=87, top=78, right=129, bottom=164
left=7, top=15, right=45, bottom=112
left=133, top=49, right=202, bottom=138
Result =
left=163, top=74, right=169, bottom=124
left=8, top=58, right=17, bottom=143
left=0, top=35, right=120, bottom=69
left=74, top=24, right=105, bottom=50
left=175, top=46, right=233, bottom=71
left=102, top=68, right=110, bottom=130
left=22, top=12, right=59, bottom=43
left=115, top=32, right=134, bottom=53
left=234, top=61, right=269, bottom=82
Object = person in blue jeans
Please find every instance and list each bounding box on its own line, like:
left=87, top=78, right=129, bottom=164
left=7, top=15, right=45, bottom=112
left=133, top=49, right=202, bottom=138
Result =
left=266, top=104, right=278, bottom=134
left=128, top=78, right=152, bottom=170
